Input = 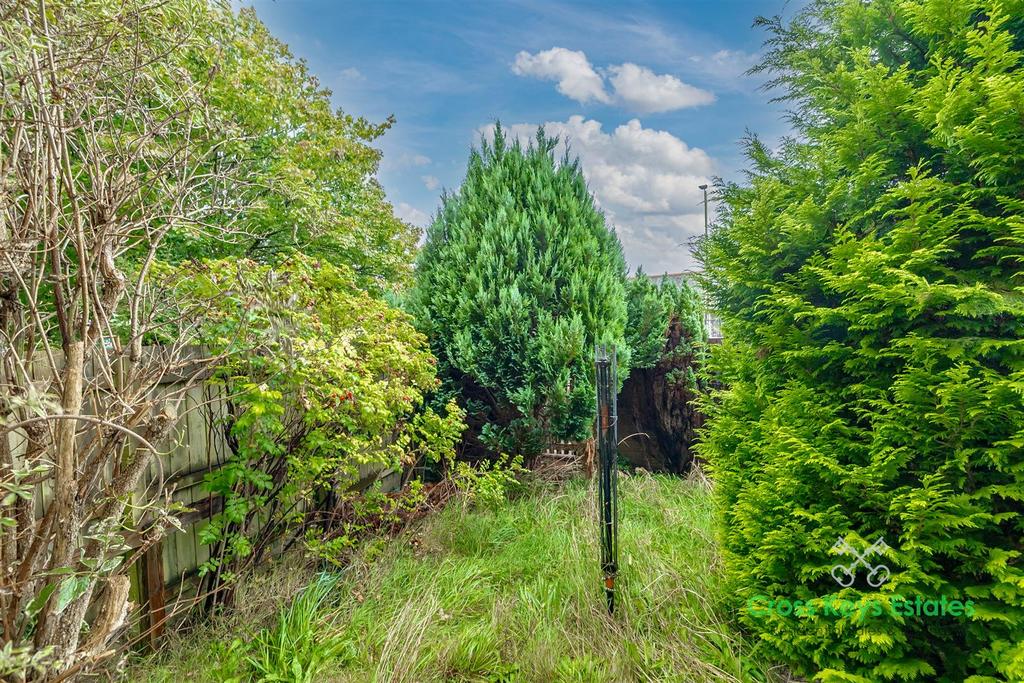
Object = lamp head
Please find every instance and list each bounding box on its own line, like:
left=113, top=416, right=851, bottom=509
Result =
left=698, top=184, right=708, bottom=190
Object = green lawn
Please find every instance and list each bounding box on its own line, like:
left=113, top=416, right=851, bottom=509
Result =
left=132, top=475, right=787, bottom=682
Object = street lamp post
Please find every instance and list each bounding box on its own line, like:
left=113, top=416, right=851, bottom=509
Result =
left=697, top=183, right=716, bottom=339
left=698, top=184, right=709, bottom=237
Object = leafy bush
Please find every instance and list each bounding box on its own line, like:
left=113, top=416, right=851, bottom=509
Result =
left=625, top=271, right=706, bottom=372
left=449, top=454, right=528, bottom=510
left=411, top=126, right=629, bottom=457
left=303, top=480, right=431, bottom=568
left=699, top=1, right=1024, bottom=681
left=173, top=255, right=465, bottom=580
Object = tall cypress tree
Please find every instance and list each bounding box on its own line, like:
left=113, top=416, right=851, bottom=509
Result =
left=412, top=126, right=628, bottom=457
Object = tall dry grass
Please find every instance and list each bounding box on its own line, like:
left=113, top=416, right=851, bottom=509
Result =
left=131, top=474, right=791, bottom=682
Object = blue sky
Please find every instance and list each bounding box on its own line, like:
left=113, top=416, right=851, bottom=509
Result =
left=246, top=0, right=800, bottom=274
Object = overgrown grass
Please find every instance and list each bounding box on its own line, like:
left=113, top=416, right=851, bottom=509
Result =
left=131, top=474, right=787, bottom=682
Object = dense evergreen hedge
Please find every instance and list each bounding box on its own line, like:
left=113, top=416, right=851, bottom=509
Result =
left=698, top=1, right=1024, bottom=680
left=625, top=272, right=705, bottom=372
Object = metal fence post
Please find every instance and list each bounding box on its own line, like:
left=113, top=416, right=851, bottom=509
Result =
left=595, top=345, right=619, bottom=613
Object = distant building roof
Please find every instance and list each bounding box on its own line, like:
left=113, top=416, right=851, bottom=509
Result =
left=642, top=271, right=698, bottom=287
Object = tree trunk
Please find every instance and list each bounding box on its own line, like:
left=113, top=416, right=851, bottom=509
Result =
left=37, top=340, right=85, bottom=655
left=616, top=319, right=702, bottom=474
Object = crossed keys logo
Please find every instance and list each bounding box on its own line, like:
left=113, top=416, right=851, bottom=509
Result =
left=831, top=536, right=890, bottom=588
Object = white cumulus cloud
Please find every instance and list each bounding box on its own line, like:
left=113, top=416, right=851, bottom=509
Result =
left=422, top=175, right=441, bottom=191
left=478, top=116, right=714, bottom=273
left=338, top=66, right=364, bottom=82
left=512, top=47, right=611, bottom=104
left=607, top=63, right=715, bottom=113
left=512, top=47, right=714, bottom=114
left=394, top=201, right=430, bottom=227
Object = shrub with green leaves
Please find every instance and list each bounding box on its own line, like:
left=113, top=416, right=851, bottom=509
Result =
left=626, top=272, right=706, bottom=372
left=698, top=1, right=1024, bottom=681
left=173, top=255, right=465, bottom=580
left=411, top=126, right=628, bottom=457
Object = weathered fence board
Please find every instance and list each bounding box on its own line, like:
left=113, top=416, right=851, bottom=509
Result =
left=4, top=345, right=399, bottom=647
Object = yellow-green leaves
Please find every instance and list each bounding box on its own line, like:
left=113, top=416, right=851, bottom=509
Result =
left=700, top=1, right=1024, bottom=680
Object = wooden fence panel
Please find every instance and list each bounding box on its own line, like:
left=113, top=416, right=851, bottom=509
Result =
left=5, top=346, right=399, bottom=646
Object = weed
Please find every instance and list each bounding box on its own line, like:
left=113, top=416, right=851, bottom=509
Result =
left=244, top=573, right=353, bottom=682
left=130, top=475, right=785, bottom=682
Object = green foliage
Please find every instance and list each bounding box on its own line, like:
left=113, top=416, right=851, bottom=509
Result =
left=172, top=255, right=464, bottom=575
left=624, top=272, right=671, bottom=369
left=448, top=454, right=527, bottom=510
left=699, top=1, right=1024, bottom=680
left=625, top=271, right=706, bottom=371
left=207, top=573, right=352, bottom=683
left=159, top=5, right=416, bottom=291
left=0, top=643, right=59, bottom=682
left=244, top=574, right=353, bottom=682
left=1, top=0, right=423, bottom=672
left=411, top=126, right=629, bottom=456
left=129, top=476, right=784, bottom=682
left=303, top=479, right=429, bottom=567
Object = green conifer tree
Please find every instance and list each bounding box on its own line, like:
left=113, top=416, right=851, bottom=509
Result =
left=412, top=126, right=628, bottom=457
left=699, top=1, right=1024, bottom=680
